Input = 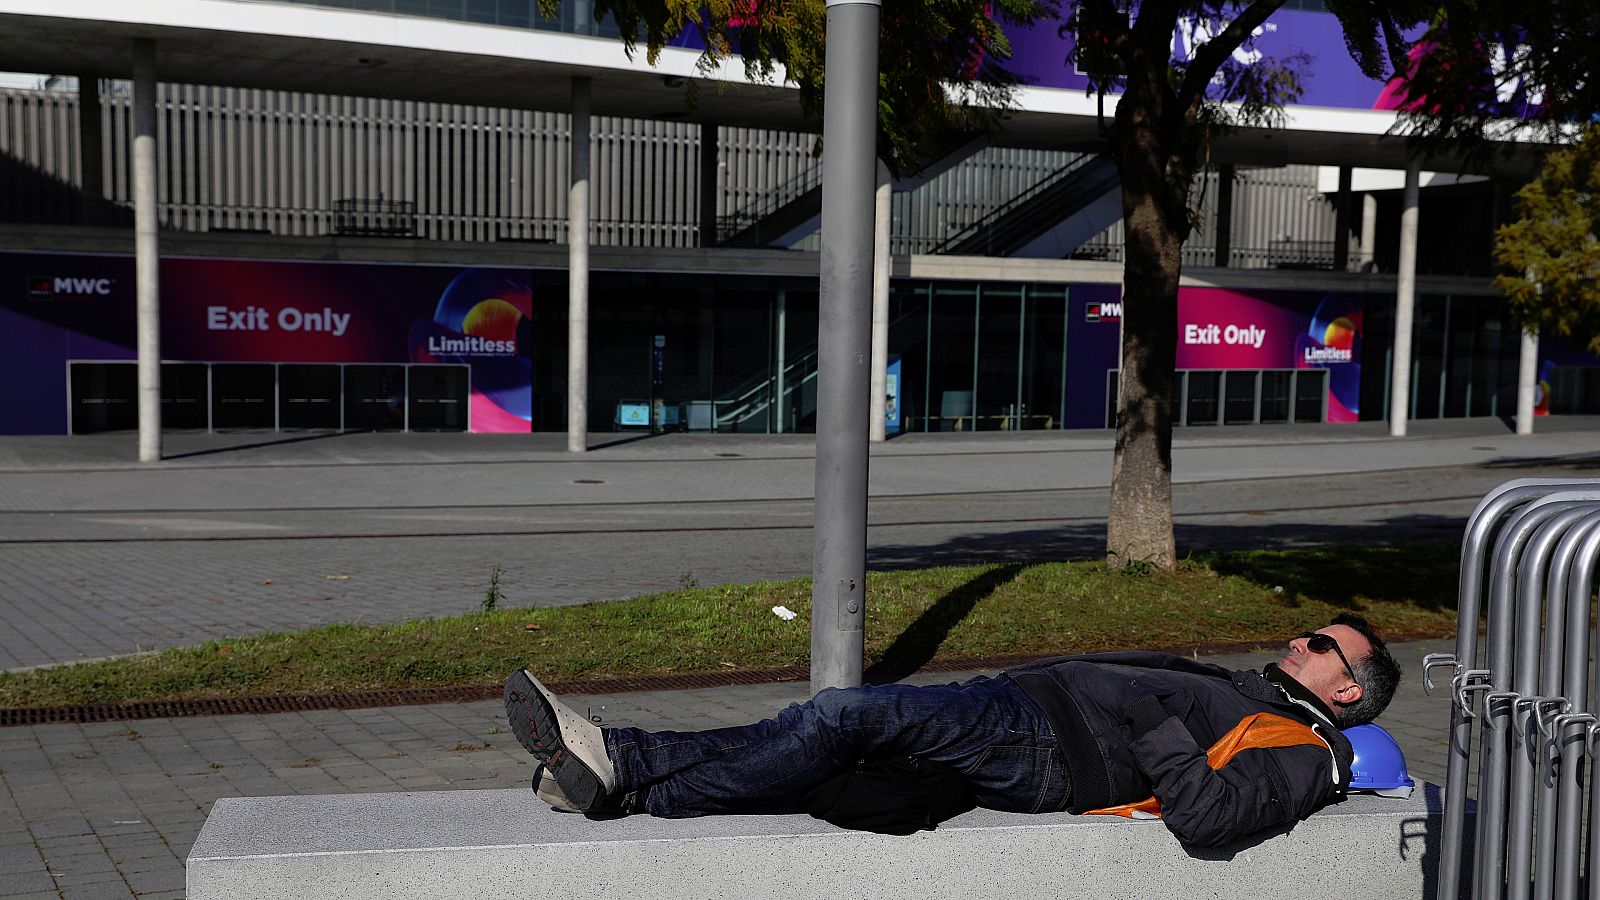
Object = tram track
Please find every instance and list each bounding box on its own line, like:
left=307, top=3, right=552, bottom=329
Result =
left=0, top=490, right=1488, bottom=545
left=0, top=453, right=1589, bottom=517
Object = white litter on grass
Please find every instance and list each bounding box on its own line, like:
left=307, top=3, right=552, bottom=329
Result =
left=771, top=605, right=798, bottom=621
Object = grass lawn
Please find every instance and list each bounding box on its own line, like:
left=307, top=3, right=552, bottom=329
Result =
left=0, top=543, right=1462, bottom=708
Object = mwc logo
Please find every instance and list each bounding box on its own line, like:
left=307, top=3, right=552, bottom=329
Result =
left=1085, top=301, right=1122, bottom=323
left=28, top=276, right=115, bottom=300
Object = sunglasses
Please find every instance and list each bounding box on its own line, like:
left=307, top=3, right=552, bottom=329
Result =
left=1297, top=632, right=1357, bottom=684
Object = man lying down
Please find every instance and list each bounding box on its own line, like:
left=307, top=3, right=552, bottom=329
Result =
left=503, top=613, right=1402, bottom=847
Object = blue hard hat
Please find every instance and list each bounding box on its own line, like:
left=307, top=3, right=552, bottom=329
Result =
left=1343, top=723, right=1415, bottom=799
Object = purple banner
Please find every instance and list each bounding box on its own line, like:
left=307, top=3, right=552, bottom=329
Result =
left=0, top=252, right=537, bottom=434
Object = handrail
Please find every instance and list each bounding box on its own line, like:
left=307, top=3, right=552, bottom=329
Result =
left=716, top=164, right=824, bottom=244
left=927, top=153, right=1102, bottom=255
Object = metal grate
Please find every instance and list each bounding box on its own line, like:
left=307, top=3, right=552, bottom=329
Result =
left=0, top=643, right=1382, bottom=729
left=0, top=654, right=1084, bottom=728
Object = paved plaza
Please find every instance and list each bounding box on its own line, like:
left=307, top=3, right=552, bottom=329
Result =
left=0, top=418, right=1596, bottom=897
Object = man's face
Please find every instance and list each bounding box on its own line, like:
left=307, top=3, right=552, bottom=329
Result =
left=1276, top=624, right=1371, bottom=710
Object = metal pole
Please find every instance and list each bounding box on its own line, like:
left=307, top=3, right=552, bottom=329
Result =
left=1548, top=511, right=1600, bottom=900
left=1573, top=528, right=1600, bottom=900
left=132, top=40, right=161, bottom=463
left=1515, top=328, right=1538, bottom=435
left=567, top=77, right=591, bottom=453
left=869, top=160, right=891, bottom=443
left=811, top=0, right=880, bottom=693
left=1389, top=159, right=1419, bottom=438
left=1505, top=508, right=1592, bottom=900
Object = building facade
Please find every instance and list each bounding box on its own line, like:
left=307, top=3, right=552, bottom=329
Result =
left=0, top=0, right=1593, bottom=437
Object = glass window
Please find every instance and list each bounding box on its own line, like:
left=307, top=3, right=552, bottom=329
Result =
left=710, top=287, right=772, bottom=433
left=427, top=0, right=464, bottom=19
left=779, top=287, right=819, bottom=433
left=888, top=282, right=931, bottom=435
left=1409, top=295, right=1448, bottom=419
left=1442, top=297, right=1471, bottom=417
left=280, top=364, right=341, bottom=431
left=1020, top=286, right=1066, bottom=429
left=1223, top=371, right=1257, bottom=424
left=1468, top=301, right=1508, bottom=417
left=409, top=365, right=471, bottom=431
left=212, top=364, right=276, bottom=431
left=496, top=0, right=531, bottom=26
left=1294, top=369, right=1327, bottom=423
left=927, top=283, right=977, bottom=432
left=343, top=365, right=407, bottom=432
left=975, top=285, right=1023, bottom=431
left=1359, top=302, right=1392, bottom=422
left=1185, top=371, right=1221, bottom=426
left=465, top=0, right=498, bottom=23
left=1260, top=371, right=1291, bottom=423
left=69, top=362, right=137, bottom=434
left=1553, top=367, right=1600, bottom=414
left=161, top=363, right=209, bottom=431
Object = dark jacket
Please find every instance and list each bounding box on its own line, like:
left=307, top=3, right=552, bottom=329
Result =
left=1004, top=651, right=1354, bottom=847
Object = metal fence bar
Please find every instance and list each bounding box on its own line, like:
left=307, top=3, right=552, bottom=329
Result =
left=1547, top=510, right=1600, bottom=900
left=1477, top=495, right=1600, bottom=900
left=1433, top=480, right=1600, bottom=900
left=1506, top=506, right=1597, bottom=900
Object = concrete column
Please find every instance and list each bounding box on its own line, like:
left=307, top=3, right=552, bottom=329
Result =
left=567, top=77, right=591, bottom=453
left=1214, top=165, right=1234, bottom=268
left=1515, top=327, right=1538, bottom=435
left=78, top=75, right=103, bottom=226
left=811, top=0, right=880, bottom=692
left=698, top=123, right=718, bottom=248
left=132, top=41, right=161, bottom=462
left=1389, top=159, right=1420, bottom=438
left=1333, top=165, right=1352, bottom=272
left=869, top=161, right=891, bottom=443
left=1359, top=193, right=1377, bottom=271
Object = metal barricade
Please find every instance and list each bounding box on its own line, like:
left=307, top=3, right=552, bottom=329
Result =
left=1429, top=479, right=1600, bottom=900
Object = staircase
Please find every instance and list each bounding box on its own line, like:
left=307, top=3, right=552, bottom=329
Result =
left=931, top=155, right=1119, bottom=257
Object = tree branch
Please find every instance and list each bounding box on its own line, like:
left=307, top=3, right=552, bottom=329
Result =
left=1175, top=0, right=1290, bottom=110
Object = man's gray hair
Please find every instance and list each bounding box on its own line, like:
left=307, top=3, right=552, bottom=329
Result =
left=1332, top=613, right=1399, bottom=727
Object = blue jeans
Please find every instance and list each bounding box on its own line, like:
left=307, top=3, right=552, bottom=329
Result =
left=604, top=675, right=1071, bottom=817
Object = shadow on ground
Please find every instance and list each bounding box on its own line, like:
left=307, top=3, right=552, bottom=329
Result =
left=864, top=563, right=1033, bottom=683
left=865, top=514, right=1465, bottom=575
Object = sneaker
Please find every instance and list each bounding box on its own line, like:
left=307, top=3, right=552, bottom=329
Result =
left=533, top=765, right=579, bottom=813
left=504, top=669, right=617, bottom=812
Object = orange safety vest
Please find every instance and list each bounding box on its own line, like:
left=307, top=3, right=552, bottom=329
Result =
left=1085, top=712, right=1328, bottom=819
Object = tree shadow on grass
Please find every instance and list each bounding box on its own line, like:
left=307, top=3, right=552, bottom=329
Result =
left=864, top=562, right=1032, bottom=684
left=1194, top=541, right=1459, bottom=613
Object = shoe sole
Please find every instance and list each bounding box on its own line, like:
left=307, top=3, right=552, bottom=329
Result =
left=533, top=766, right=579, bottom=813
left=504, top=669, right=609, bottom=812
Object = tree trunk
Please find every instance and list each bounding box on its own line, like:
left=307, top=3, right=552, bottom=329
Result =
left=1104, top=75, right=1194, bottom=571
left=1107, top=187, right=1182, bottom=570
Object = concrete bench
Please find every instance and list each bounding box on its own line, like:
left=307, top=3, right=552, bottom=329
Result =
left=187, top=786, right=1456, bottom=899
